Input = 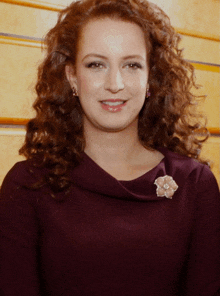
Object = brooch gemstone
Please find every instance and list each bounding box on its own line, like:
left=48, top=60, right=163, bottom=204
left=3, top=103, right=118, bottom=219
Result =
left=154, top=175, right=178, bottom=199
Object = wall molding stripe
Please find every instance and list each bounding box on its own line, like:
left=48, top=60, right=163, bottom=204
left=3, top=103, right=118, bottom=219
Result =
left=0, top=0, right=219, bottom=42
left=0, top=32, right=42, bottom=41
left=0, top=0, right=65, bottom=11
left=0, top=118, right=29, bottom=125
left=191, top=63, right=219, bottom=73
left=208, top=128, right=220, bottom=136
left=0, top=119, right=219, bottom=135
left=0, top=128, right=26, bottom=136
left=0, top=35, right=41, bottom=48
left=176, top=28, right=219, bottom=42
left=188, top=60, right=220, bottom=68
left=189, top=60, right=220, bottom=73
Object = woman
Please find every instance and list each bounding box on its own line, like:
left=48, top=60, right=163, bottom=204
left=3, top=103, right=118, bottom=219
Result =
left=0, top=0, right=219, bottom=295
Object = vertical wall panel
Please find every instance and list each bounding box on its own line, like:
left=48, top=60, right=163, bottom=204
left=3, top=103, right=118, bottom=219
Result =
left=201, top=137, right=220, bottom=185
left=0, top=2, right=58, bottom=38
left=193, top=70, right=220, bottom=129
left=0, top=129, right=26, bottom=183
left=151, top=0, right=220, bottom=36
left=0, top=43, right=41, bottom=119
left=179, top=36, right=219, bottom=65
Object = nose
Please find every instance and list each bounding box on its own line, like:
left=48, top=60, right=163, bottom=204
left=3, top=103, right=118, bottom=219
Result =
left=104, top=68, right=124, bottom=93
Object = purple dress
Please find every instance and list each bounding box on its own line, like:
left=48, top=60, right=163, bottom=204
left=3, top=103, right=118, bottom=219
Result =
left=0, top=147, right=220, bottom=296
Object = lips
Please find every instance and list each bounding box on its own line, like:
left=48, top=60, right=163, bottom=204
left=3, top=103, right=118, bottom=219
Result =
left=100, top=99, right=127, bottom=112
left=101, top=99, right=126, bottom=103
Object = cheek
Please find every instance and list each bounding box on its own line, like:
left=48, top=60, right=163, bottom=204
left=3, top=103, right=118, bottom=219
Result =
left=140, top=79, right=148, bottom=90
left=138, top=73, right=148, bottom=90
left=78, top=74, right=103, bottom=94
left=127, top=71, right=148, bottom=87
left=129, top=77, right=148, bottom=96
left=77, top=75, right=89, bottom=93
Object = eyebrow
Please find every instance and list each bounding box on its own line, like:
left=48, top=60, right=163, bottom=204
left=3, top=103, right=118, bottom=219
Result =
left=82, top=54, right=146, bottom=61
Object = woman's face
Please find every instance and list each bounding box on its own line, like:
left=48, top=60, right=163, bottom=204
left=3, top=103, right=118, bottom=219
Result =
left=66, top=18, right=149, bottom=133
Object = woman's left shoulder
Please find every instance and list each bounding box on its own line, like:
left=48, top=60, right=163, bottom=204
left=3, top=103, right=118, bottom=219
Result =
left=158, top=147, right=219, bottom=194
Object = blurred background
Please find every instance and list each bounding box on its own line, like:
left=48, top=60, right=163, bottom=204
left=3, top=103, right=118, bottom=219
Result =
left=0, top=0, right=219, bottom=186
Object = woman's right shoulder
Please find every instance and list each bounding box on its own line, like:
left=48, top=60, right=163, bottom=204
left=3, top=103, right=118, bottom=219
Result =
left=0, top=160, right=47, bottom=198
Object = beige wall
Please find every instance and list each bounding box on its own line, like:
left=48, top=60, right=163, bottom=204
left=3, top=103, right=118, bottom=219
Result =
left=0, top=0, right=219, bottom=185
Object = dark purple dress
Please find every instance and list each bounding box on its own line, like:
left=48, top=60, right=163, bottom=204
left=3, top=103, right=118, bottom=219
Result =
left=0, top=148, right=220, bottom=296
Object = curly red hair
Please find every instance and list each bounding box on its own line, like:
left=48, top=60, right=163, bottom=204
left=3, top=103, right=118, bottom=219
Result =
left=20, top=0, right=209, bottom=192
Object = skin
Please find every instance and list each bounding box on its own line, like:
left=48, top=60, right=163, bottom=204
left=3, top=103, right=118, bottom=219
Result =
left=66, top=18, right=164, bottom=180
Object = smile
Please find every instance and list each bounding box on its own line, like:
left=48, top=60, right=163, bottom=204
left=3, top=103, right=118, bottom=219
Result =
left=102, top=101, right=125, bottom=106
left=100, top=100, right=127, bottom=112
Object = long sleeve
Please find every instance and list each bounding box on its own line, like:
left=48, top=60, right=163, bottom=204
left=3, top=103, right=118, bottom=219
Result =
left=183, top=165, right=220, bottom=296
left=0, top=163, right=41, bottom=296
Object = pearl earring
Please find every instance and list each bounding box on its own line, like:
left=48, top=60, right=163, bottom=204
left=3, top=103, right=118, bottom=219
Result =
left=72, top=87, right=78, bottom=96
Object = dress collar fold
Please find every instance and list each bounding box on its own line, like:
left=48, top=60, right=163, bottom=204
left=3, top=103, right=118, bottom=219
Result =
left=70, top=148, right=179, bottom=202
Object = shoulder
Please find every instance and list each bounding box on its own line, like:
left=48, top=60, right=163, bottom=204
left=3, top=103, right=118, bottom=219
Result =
left=159, top=146, right=209, bottom=175
left=159, top=147, right=219, bottom=194
left=3, top=160, right=45, bottom=185
left=0, top=160, right=47, bottom=199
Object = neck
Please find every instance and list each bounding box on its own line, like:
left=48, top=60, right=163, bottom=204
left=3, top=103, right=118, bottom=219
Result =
left=84, top=121, right=146, bottom=166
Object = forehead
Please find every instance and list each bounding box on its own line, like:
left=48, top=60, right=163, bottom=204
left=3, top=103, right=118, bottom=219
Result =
left=77, top=18, right=147, bottom=58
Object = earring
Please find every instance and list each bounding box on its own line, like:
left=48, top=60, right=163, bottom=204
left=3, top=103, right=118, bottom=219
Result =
left=72, top=87, right=78, bottom=96
left=146, top=88, right=151, bottom=98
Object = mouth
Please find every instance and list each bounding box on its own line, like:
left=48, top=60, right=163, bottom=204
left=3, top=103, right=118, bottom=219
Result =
left=100, top=99, right=127, bottom=112
left=100, top=99, right=127, bottom=106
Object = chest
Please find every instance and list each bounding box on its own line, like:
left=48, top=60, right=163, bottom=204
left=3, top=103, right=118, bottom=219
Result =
left=36, top=187, right=195, bottom=294
left=38, top=188, right=192, bottom=263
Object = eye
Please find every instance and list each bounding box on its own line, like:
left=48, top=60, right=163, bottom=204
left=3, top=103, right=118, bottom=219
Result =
left=125, top=62, right=143, bottom=70
left=86, top=62, right=105, bottom=69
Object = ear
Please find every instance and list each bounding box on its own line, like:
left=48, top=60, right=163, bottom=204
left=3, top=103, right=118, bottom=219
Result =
left=65, top=64, right=78, bottom=91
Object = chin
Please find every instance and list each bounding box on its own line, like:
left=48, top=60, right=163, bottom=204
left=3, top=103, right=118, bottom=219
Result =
left=97, top=122, right=134, bottom=133
left=84, top=115, right=138, bottom=133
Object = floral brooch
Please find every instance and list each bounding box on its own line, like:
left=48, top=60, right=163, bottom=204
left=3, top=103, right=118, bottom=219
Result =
left=154, top=175, right=178, bottom=199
